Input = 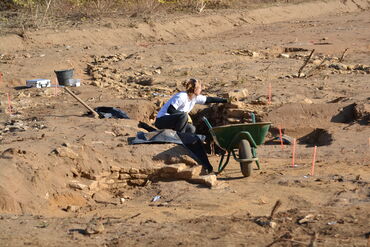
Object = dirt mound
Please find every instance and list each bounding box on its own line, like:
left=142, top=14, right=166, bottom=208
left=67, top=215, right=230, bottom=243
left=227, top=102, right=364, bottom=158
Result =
left=298, top=128, right=333, bottom=146
left=0, top=186, right=21, bottom=213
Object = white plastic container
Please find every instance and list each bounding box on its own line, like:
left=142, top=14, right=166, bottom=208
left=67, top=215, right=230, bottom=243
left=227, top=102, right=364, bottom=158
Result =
left=65, top=79, right=81, bottom=87
left=26, top=79, right=51, bottom=88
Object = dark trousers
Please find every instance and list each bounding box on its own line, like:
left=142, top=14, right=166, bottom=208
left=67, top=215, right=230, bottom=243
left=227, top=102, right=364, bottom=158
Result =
left=155, top=113, right=196, bottom=134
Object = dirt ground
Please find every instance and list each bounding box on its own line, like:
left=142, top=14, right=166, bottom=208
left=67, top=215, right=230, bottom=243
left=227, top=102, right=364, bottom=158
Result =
left=0, top=0, right=369, bottom=246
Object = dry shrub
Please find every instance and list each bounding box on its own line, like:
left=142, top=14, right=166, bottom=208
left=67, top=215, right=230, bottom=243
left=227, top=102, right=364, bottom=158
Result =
left=124, top=0, right=164, bottom=17
left=0, top=0, right=314, bottom=31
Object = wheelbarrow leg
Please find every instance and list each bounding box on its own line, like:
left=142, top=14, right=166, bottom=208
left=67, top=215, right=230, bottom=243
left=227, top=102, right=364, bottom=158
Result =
left=218, top=152, right=232, bottom=173
left=252, top=147, right=260, bottom=170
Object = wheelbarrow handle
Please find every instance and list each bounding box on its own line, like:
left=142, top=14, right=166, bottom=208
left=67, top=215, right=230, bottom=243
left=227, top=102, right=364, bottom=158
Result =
left=201, top=116, right=213, bottom=130
left=251, top=112, right=256, bottom=123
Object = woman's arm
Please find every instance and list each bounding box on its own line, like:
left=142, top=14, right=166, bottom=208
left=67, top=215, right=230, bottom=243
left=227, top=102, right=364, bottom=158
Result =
left=205, top=97, right=227, bottom=104
left=167, top=104, right=182, bottom=114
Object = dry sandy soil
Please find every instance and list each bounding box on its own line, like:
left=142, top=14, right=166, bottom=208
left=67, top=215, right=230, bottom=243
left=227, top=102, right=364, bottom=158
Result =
left=0, top=0, right=369, bottom=246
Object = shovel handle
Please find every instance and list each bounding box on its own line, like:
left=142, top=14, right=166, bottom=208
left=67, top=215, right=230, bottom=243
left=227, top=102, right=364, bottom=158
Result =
left=64, top=87, right=100, bottom=119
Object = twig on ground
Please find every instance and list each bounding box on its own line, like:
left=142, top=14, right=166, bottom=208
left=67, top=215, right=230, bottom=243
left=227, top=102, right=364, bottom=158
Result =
left=125, top=213, right=141, bottom=220
left=260, top=63, right=272, bottom=72
left=269, top=200, right=282, bottom=219
left=298, top=49, right=315, bottom=78
left=306, top=58, right=328, bottom=77
left=308, top=232, right=318, bottom=247
left=265, top=232, right=292, bottom=247
left=339, top=48, right=348, bottom=62
left=266, top=235, right=308, bottom=247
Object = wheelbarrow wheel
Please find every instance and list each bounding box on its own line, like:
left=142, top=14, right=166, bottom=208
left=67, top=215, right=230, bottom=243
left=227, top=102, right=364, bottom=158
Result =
left=239, top=139, right=253, bottom=177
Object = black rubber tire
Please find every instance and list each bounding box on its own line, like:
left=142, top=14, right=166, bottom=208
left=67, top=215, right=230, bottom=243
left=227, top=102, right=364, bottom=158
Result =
left=239, top=140, right=253, bottom=177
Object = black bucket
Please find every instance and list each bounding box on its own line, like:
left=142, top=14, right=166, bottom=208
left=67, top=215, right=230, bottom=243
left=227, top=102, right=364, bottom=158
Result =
left=55, top=69, right=74, bottom=85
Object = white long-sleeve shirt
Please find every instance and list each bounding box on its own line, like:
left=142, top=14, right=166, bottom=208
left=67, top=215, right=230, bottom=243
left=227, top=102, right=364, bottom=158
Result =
left=157, top=92, right=207, bottom=118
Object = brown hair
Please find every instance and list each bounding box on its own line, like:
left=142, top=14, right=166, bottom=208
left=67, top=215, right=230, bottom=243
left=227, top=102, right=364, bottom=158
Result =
left=183, top=78, right=198, bottom=95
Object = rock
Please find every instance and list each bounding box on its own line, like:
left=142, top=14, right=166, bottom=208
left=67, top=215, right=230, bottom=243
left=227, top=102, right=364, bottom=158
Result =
left=68, top=181, right=87, bottom=190
left=85, top=219, right=105, bottom=235
left=109, top=172, right=120, bottom=179
left=110, top=181, right=127, bottom=190
left=223, top=89, right=249, bottom=101
left=354, top=64, right=370, bottom=73
left=153, top=68, right=162, bottom=74
left=278, top=53, right=290, bottom=58
left=130, top=173, right=148, bottom=179
left=128, top=179, right=147, bottom=186
left=88, top=181, right=99, bottom=191
left=81, top=171, right=101, bottom=180
left=105, top=179, right=115, bottom=184
left=230, top=49, right=258, bottom=57
left=55, top=147, right=79, bottom=159
left=312, top=59, right=323, bottom=65
left=65, top=205, right=79, bottom=212
left=139, top=168, right=155, bottom=175
left=120, top=167, right=131, bottom=173
left=269, top=221, right=277, bottom=229
left=129, top=168, right=140, bottom=174
left=110, top=165, right=120, bottom=172
left=298, top=214, right=315, bottom=224
left=347, top=64, right=355, bottom=70
left=99, top=170, right=112, bottom=178
left=329, top=63, right=347, bottom=70
left=226, top=117, right=241, bottom=124
left=303, top=98, right=313, bottom=104
left=190, top=174, right=218, bottom=187
left=160, top=163, right=188, bottom=174
left=354, top=103, right=370, bottom=123
left=70, top=167, right=80, bottom=177
left=130, top=75, right=154, bottom=86
left=119, top=173, right=131, bottom=180
left=225, top=101, right=245, bottom=109
left=177, top=166, right=202, bottom=179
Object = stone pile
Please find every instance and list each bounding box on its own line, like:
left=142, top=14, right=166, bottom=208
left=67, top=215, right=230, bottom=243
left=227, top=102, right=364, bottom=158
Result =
left=86, top=54, right=173, bottom=99
left=277, top=51, right=370, bottom=76
left=66, top=162, right=218, bottom=200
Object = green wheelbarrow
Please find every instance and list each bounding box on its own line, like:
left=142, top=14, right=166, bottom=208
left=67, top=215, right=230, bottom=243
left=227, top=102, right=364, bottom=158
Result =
left=202, top=116, right=271, bottom=177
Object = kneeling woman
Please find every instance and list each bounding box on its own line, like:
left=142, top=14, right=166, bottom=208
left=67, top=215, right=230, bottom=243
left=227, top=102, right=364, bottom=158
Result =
left=155, top=78, right=227, bottom=134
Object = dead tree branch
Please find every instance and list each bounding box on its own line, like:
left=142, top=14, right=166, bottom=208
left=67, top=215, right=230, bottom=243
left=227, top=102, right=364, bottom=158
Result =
left=298, top=49, right=315, bottom=78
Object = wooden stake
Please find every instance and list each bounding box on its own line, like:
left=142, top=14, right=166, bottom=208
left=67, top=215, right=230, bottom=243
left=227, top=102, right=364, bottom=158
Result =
left=7, top=93, right=13, bottom=114
left=339, top=48, right=348, bottom=63
left=278, top=125, right=284, bottom=150
left=292, top=138, right=296, bottom=167
left=54, top=78, right=58, bottom=96
left=298, top=49, right=315, bottom=78
left=268, top=83, right=272, bottom=104
left=311, top=146, right=317, bottom=176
